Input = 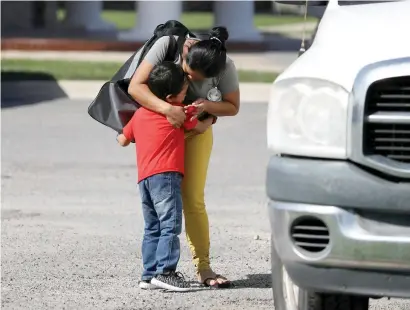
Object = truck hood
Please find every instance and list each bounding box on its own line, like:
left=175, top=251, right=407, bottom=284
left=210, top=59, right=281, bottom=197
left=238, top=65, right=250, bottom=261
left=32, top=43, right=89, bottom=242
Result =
left=276, top=0, right=410, bottom=92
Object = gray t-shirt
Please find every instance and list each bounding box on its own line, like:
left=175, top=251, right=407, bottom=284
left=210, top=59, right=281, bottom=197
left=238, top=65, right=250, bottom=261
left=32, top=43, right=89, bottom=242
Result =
left=132, top=36, right=239, bottom=104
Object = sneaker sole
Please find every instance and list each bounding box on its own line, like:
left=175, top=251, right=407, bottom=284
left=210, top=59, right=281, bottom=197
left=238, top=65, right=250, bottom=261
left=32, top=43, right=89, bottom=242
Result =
left=151, top=278, right=191, bottom=292
left=139, top=282, right=160, bottom=290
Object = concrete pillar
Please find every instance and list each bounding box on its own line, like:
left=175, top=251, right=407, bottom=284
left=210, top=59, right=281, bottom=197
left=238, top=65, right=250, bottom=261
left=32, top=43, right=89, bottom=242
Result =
left=63, top=1, right=115, bottom=31
left=214, top=0, right=262, bottom=42
left=119, top=1, right=182, bottom=41
left=43, top=1, right=58, bottom=28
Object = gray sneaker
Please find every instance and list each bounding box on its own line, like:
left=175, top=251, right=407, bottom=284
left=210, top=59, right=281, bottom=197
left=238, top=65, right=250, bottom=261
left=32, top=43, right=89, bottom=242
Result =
left=150, top=271, right=191, bottom=292
left=138, top=280, right=159, bottom=290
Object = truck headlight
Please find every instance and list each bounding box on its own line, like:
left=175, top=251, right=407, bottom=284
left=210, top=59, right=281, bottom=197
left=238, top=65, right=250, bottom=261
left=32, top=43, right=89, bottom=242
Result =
left=267, top=78, right=349, bottom=159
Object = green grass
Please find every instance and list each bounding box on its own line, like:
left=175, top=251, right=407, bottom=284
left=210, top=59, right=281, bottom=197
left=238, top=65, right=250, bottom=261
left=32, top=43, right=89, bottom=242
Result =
left=1, top=59, right=278, bottom=84
left=57, top=10, right=315, bottom=31
left=237, top=70, right=278, bottom=84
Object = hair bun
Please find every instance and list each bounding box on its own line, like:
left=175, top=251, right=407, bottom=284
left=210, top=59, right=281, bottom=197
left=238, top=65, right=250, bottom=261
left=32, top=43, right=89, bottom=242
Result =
left=209, top=26, right=229, bottom=44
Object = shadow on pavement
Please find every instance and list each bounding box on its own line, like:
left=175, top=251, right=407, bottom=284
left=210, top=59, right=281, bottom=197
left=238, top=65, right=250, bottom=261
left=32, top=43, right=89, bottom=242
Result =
left=1, top=71, right=68, bottom=109
left=231, top=273, right=272, bottom=289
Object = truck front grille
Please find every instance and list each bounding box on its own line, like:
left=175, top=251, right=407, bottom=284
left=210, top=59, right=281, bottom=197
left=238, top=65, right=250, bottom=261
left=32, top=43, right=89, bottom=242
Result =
left=363, top=76, right=410, bottom=163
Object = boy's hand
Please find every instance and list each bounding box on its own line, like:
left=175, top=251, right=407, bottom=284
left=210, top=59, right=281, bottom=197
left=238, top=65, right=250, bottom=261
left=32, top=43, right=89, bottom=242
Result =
left=184, top=99, right=209, bottom=119
left=117, top=133, right=131, bottom=147
left=185, top=105, right=197, bottom=116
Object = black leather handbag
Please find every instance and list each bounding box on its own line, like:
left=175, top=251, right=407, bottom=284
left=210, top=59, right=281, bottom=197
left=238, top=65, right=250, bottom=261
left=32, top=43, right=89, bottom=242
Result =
left=87, top=20, right=193, bottom=133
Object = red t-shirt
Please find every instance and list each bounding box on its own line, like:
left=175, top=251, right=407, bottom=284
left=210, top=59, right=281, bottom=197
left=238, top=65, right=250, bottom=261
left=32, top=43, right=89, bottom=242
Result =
left=122, top=105, right=197, bottom=183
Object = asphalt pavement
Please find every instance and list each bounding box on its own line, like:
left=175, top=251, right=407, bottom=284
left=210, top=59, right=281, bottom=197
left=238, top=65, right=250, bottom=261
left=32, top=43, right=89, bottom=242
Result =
left=1, top=98, right=409, bottom=309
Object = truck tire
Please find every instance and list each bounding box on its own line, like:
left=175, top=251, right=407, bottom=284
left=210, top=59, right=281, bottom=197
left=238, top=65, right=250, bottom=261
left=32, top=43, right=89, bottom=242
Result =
left=300, top=291, right=369, bottom=310
left=271, top=236, right=369, bottom=310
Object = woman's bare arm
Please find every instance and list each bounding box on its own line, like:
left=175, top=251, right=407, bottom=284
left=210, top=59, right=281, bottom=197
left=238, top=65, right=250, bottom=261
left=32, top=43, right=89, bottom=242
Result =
left=127, top=36, right=187, bottom=127
left=198, top=59, right=240, bottom=117
left=188, top=89, right=240, bottom=118
left=128, top=60, right=171, bottom=115
left=203, top=89, right=240, bottom=116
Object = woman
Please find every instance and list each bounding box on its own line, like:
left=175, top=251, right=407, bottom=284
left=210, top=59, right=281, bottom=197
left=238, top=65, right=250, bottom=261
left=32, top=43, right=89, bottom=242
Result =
left=128, top=26, right=240, bottom=288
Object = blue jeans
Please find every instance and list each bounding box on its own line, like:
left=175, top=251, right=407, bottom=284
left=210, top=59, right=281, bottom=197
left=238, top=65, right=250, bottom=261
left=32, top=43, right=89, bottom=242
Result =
left=138, top=172, right=183, bottom=281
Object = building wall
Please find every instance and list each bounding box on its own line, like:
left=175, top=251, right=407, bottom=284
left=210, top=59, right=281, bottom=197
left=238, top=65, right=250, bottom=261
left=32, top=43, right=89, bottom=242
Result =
left=101, top=1, right=272, bottom=13
left=2, top=1, right=57, bottom=33
left=1, top=1, right=33, bottom=30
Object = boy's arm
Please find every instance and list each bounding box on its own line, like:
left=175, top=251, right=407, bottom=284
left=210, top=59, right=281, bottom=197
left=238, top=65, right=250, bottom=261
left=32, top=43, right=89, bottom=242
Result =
left=185, top=117, right=214, bottom=134
left=117, top=117, right=134, bottom=147
left=183, top=116, right=199, bottom=131
left=183, top=106, right=214, bottom=133
left=117, top=133, right=131, bottom=147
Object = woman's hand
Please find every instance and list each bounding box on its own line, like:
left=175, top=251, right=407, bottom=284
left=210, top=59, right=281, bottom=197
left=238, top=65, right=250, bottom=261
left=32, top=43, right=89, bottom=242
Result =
left=165, top=105, right=186, bottom=128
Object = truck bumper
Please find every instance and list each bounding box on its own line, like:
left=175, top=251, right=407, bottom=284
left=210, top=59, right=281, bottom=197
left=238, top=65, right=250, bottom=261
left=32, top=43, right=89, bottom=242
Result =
left=266, top=156, right=410, bottom=298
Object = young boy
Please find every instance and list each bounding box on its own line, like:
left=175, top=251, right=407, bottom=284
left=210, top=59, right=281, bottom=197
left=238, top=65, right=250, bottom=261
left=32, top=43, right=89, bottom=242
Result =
left=117, top=62, right=210, bottom=292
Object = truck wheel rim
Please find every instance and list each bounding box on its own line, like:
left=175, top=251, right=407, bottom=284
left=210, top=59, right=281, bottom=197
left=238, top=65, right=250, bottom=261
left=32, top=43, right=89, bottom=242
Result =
left=283, top=267, right=299, bottom=310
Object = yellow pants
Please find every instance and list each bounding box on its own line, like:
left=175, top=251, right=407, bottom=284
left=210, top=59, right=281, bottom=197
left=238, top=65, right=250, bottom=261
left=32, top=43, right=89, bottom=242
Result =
left=182, top=127, right=213, bottom=273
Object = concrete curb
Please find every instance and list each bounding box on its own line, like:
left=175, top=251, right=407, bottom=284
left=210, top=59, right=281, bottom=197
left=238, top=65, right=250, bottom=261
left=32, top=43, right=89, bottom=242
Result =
left=1, top=50, right=296, bottom=73
left=1, top=81, right=272, bottom=103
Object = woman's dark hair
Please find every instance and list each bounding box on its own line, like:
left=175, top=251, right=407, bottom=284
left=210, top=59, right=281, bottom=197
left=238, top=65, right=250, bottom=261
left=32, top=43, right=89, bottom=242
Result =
left=186, top=26, right=229, bottom=78
left=147, top=62, right=186, bottom=101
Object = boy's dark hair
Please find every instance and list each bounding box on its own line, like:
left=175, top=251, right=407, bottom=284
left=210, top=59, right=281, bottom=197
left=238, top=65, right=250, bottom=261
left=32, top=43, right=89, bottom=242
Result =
left=186, top=26, right=229, bottom=78
left=147, top=62, right=186, bottom=101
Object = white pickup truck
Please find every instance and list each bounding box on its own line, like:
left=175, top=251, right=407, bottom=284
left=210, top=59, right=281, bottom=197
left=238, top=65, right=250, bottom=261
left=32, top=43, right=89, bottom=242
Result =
left=266, top=1, right=410, bottom=309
